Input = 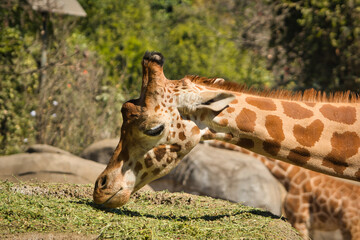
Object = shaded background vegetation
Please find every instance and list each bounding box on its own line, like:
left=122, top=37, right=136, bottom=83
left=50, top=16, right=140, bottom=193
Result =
left=1, top=0, right=359, bottom=155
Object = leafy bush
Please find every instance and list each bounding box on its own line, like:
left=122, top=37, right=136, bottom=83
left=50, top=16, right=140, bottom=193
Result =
left=0, top=26, right=38, bottom=154
left=268, top=0, right=360, bottom=91
left=1, top=0, right=274, bottom=155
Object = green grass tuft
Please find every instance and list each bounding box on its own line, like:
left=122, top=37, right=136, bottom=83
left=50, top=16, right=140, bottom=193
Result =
left=0, top=180, right=301, bottom=239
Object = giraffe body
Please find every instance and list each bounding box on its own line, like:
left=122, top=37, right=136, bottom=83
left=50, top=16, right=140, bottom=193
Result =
left=209, top=141, right=360, bottom=240
left=262, top=165, right=360, bottom=240
left=93, top=51, right=360, bottom=208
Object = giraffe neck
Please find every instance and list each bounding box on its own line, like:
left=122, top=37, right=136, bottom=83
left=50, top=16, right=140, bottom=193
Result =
left=196, top=91, right=360, bottom=181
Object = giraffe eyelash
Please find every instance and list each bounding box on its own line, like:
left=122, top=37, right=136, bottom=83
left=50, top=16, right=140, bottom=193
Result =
left=144, top=124, right=165, bottom=136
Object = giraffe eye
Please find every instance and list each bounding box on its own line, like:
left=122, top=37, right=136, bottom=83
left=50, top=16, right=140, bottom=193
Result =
left=144, top=124, right=164, bottom=136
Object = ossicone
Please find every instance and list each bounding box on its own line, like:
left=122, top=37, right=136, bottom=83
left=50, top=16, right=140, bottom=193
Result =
left=142, top=51, right=164, bottom=67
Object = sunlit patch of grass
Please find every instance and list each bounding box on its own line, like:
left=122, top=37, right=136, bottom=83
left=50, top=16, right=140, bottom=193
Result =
left=0, top=180, right=301, bottom=239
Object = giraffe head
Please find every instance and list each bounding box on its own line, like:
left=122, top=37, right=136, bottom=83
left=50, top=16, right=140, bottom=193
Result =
left=93, top=51, right=235, bottom=208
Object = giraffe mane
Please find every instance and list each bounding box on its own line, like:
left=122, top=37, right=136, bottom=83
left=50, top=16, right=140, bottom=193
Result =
left=187, top=75, right=360, bottom=103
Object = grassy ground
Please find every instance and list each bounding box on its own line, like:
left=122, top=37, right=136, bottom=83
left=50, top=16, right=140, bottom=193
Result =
left=0, top=180, right=301, bottom=239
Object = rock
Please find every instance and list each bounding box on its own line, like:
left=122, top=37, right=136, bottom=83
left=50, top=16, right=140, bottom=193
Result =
left=26, top=144, right=74, bottom=156
left=80, top=139, right=119, bottom=164
left=0, top=153, right=106, bottom=184
left=150, top=143, right=284, bottom=215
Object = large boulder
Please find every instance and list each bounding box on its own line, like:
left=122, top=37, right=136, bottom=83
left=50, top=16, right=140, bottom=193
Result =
left=26, top=144, right=74, bottom=156
left=150, top=143, right=284, bottom=215
left=80, top=139, right=119, bottom=164
left=0, top=153, right=106, bottom=184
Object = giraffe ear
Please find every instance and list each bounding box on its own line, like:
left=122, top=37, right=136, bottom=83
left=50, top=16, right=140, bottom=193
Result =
left=178, top=91, right=235, bottom=114
left=197, top=92, right=236, bottom=112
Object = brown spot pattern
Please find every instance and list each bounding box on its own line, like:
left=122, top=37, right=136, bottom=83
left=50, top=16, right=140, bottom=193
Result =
left=318, top=214, right=329, bottom=223
left=140, top=172, right=148, bottom=180
left=246, top=97, right=277, bottom=111
left=282, top=101, right=313, bottom=119
left=263, top=139, right=281, bottom=156
left=166, top=157, right=173, bottom=163
left=322, top=131, right=360, bottom=174
left=237, top=138, right=255, bottom=149
left=272, top=168, right=286, bottom=181
left=170, top=144, right=182, bottom=152
left=265, top=115, right=285, bottom=142
left=152, top=168, right=160, bottom=175
left=286, top=196, right=300, bottom=211
left=287, top=165, right=300, bottom=179
left=179, top=131, right=186, bottom=141
left=230, top=99, right=239, bottom=104
left=287, top=147, right=311, bottom=166
left=134, top=162, right=143, bottom=173
left=154, top=105, right=160, bottom=112
left=185, top=141, right=192, bottom=149
left=293, top=119, right=324, bottom=147
left=227, top=107, right=235, bottom=113
left=191, top=126, right=200, bottom=135
left=293, top=172, right=307, bottom=185
left=219, top=118, right=229, bottom=126
left=144, top=155, right=153, bottom=168
left=235, top=108, right=257, bottom=133
left=320, top=104, right=356, bottom=125
left=153, top=146, right=167, bottom=161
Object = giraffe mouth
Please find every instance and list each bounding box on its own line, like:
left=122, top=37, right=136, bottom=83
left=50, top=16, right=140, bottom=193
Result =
left=97, top=186, right=132, bottom=208
left=102, top=187, right=123, bottom=205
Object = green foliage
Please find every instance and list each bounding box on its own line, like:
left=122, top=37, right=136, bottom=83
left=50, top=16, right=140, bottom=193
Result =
left=157, top=3, right=272, bottom=87
left=269, top=0, right=360, bottom=91
left=77, top=0, right=273, bottom=97
left=0, top=26, right=38, bottom=154
left=77, top=0, right=156, bottom=96
left=0, top=0, right=43, bottom=154
left=1, top=0, right=275, bottom=155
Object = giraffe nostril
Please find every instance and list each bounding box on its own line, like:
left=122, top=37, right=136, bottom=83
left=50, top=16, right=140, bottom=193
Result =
left=98, top=175, right=107, bottom=189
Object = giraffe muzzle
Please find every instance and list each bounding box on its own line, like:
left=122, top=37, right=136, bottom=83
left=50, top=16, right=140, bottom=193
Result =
left=93, top=168, right=132, bottom=208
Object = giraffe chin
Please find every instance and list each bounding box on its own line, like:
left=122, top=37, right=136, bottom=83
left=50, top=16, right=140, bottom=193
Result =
left=93, top=188, right=131, bottom=208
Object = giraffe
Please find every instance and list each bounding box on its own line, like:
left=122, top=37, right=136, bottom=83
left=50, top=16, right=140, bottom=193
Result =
left=93, top=51, right=360, bottom=208
left=208, top=140, right=360, bottom=240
